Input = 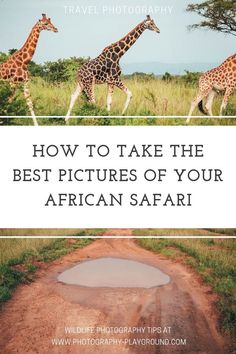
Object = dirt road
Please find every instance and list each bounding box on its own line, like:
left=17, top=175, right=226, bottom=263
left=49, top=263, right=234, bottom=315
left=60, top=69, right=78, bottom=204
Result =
left=0, top=237, right=228, bottom=354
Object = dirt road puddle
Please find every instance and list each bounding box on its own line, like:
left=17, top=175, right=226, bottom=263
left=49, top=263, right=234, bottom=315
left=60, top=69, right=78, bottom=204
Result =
left=58, top=257, right=170, bottom=288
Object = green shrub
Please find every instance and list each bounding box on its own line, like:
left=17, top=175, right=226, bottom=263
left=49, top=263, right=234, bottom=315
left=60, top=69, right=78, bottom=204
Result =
left=162, top=72, right=173, bottom=82
left=124, top=72, right=156, bottom=83
left=0, top=238, right=94, bottom=303
left=181, top=70, right=201, bottom=85
left=0, top=264, right=25, bottom=303
left=42, top=57, right=88, bottom=83
left=225, top=103, right=236, bottom=116
left=0, top=81, right=28, bottom=123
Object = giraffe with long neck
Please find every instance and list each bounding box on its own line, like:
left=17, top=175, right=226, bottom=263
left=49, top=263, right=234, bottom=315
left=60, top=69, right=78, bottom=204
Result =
left=186, top=54, right=236, bottom=123
left=0, top=14, right=58, bottom=126
left=65, top=15, right=160, bottom=122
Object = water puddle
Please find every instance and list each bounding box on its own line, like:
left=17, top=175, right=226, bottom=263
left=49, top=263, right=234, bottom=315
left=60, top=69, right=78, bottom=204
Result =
left=58, top=257, right=170, bottom=288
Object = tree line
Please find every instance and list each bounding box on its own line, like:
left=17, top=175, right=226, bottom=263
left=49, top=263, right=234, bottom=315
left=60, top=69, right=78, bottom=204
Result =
left=0, top=51, right=88, bottom=82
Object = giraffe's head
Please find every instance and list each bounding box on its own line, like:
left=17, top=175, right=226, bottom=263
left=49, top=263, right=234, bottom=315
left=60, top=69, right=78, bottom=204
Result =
left=37, top=14, right=58, bottom=33
left=144, top=15, right=160, bottom=33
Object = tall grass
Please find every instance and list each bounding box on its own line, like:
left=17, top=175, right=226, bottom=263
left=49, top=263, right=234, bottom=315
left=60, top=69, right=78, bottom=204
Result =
left=0, top=238, right=93, bottom=302
left=0, top=229, right=104, bottom=264
left=7, top=76, right=236, bottom=126
left=132, top=228, right=228, bottom=236
left=0, top=228, right=105, bottom=237
left=0, top=238, right=55, bottom=264
left=31, top=77, right=236, bottom=117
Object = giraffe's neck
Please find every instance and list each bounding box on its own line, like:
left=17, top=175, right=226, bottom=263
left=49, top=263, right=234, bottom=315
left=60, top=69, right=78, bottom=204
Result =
left=221, top=54, right=236, bottom=68
left=12, top=24, right=41, bottom=65
left=103, top=21, right=146, bottom=60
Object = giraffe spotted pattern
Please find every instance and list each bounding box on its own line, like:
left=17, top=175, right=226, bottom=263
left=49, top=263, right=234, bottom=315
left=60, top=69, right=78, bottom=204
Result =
left=0, top=14, right=58, bottom=126
left=65, top=15, right=160, bottom=122
left=187, top=54, right=236, bottom=122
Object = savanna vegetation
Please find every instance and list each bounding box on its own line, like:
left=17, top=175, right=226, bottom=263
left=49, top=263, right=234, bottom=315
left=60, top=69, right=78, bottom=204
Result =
left=0, top=228, right=105, bottom=237
left=0, top=52, right=235, bottom=126
left=0, top=231, right=102, bottom=303
left=133, top=228, right=236, bottom=236
left=137, top=234, right=236, bottom=337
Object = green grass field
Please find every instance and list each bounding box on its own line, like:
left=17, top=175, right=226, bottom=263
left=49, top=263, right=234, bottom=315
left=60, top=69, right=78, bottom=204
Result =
left=4, top=76, right=236, bottom=126
left=137, top=236, right=236, bottom=336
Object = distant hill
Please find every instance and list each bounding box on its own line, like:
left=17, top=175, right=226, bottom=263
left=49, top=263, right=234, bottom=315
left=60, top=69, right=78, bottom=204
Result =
left=121, top=62, right=218, bottom=76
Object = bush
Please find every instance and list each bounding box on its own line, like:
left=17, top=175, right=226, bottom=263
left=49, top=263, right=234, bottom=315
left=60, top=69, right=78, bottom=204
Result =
left=225, top=103, right=236, bottom=116
left=162, top=72, right=173, bottom=82
left=1, top=50, right=88, bottom=84
left=124, top=72, right=156, bottom=83
left=0, top=51, right=9, bottom=64
left=0, top=264, right=25, bottom=302
left=0, top=81, right=28, bottom=124
left=41, top=57, right=89, bottom=83
left=68, top=101, right=111, bottom=125
left=181, top=70, right=201, bottom=85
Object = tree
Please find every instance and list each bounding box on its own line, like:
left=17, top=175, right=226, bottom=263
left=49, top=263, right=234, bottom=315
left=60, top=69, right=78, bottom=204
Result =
left=187, top=0, right=236, bottom=36
left=42, top=57, right=88, bottom=82
left=162, top=72, right=173, bottom=82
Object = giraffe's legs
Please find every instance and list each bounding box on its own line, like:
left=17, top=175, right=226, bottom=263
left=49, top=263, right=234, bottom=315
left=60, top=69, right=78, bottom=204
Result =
left=84, top=82, right=96, bottom=104
left=186, top=93, right=204, bottom=123
left=114, top=81, right=132, bottom=115
left=107, top=84, right=114, bottom=112
left=220, top=87, right=234, bottom=116
left=122, top=87, right=133, bottom=115
left=8, top=82, right=17, bottom=104
left=186, top=88, right=211, bottom=123
left=23, top=82, right=38, bottom=126
left=205, top=90, right=216, bottom=116
left=65, top=82, right=83, bottom=123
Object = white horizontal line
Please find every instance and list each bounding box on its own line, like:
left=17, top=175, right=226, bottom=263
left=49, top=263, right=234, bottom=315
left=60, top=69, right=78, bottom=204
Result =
left=0, top=116, right=235, bottom=119
left=0, top=236, right=235, bottom=239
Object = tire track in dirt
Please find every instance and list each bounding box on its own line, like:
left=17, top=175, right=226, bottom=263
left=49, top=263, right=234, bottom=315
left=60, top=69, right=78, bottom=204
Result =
left=0, top=238, right=228, bottom=354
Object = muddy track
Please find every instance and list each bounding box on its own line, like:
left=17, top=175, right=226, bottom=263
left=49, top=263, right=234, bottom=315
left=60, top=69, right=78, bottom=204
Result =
left=0, top=238, right=228, bottom=354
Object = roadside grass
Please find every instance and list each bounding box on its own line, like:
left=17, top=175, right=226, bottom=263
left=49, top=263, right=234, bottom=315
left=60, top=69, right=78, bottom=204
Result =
left=0, top=228, right=229, bottom=238
left=207, top=229, right=236, bottom=236
left=0, top=236, right=95, bottom=303
left=0, top=228, right=105, bottom=237
left=132, top=228, right=226, bottom=236
left=5, top=77, right=236, bottom=126
left=137, top=236, right=236, bottom=336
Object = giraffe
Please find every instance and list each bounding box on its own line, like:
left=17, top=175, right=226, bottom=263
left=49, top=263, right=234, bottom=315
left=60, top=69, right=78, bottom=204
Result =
left=186, top=54, right=236, bottom=123
left=0, top=14, right=58, bottom=126
left=65, top=15, right=160, bottom=122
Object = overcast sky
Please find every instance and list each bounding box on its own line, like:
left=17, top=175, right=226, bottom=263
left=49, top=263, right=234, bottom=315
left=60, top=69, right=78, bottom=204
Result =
left=0, top=0, right=235, bottom=65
